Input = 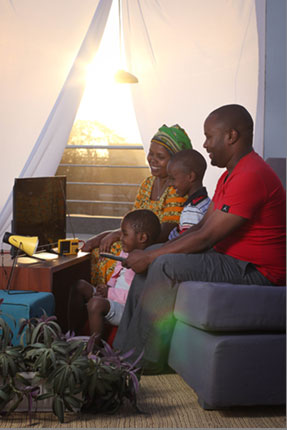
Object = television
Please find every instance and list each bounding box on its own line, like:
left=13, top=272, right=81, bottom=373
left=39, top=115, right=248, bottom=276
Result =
left=12, top=176, right=66, bottom=251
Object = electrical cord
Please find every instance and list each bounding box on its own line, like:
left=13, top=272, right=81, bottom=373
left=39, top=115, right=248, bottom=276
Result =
left=1, top=244, right=37, bottom=295
left=1, top=248, right=9, bottom=284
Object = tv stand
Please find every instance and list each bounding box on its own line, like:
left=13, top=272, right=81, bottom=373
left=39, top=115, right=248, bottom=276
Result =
left=0, top=251, right=91, bottom=332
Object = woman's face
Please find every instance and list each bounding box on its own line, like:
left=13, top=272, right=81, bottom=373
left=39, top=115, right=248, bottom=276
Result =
left=147, top=142, right=171, bottom=178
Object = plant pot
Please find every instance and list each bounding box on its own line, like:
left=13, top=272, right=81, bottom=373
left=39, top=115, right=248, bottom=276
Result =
left=5, top=372, right=82, bottom=413
left=4, top=372, right=53, bottom=412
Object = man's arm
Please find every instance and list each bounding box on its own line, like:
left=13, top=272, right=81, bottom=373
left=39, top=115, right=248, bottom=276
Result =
left=125, top=206, right=246, bottom=273
left=81, top=229, right=121, bottom=252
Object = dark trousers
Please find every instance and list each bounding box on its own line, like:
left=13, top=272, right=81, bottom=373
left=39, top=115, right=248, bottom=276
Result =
left=113, top=250, right=273, bottom=364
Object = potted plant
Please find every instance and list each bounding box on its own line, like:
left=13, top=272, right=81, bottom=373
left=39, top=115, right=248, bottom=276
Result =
left=0, top=299, right=142, bottom=423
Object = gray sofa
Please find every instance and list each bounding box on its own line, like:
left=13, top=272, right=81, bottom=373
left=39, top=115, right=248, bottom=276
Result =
left=168, top=282, right=286, bottom=409
left=168, top=158, right=286, bottom=409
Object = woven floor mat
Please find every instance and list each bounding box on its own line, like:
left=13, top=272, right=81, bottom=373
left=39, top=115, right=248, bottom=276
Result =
left=0, top=373, right=285, bottom=428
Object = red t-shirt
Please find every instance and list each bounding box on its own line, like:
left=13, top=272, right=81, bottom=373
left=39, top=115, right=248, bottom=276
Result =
left=213, top=151, right=286, bottom=285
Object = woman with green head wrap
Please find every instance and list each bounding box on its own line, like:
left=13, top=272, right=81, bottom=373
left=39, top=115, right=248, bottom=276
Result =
left=82, top=124, right=192, bottom=286
left=151, top=124, right=193, bottom=154
left=147, top=124, right=192, bottom=201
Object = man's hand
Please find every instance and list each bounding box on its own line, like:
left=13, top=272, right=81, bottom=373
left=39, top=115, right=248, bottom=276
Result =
left=95, top=283, right=109, bottom=298
left=80, top=229, right=120, bottom=253
left=123, top=249, right=153, bottom=273
left=81, top=236, right=101, bottom=252
left=98, top=230, right=120, bottom=253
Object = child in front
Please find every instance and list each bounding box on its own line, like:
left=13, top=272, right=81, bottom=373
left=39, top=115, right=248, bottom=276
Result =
left=68, top=209, right=160, bottom=342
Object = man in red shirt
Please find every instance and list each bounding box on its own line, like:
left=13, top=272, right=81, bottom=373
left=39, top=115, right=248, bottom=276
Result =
left=212, top=150, right=285, bottom=286
left=113, top=104, right=286, bottom=370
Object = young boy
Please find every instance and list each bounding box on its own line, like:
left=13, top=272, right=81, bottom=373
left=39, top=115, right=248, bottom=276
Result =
left=167, top=149, right=211, bottom=239
left=68, top=209, right=161, bottom=340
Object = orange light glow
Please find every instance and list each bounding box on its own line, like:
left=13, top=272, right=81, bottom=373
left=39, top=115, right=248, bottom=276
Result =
left=76, top=1, right=141, bottom=144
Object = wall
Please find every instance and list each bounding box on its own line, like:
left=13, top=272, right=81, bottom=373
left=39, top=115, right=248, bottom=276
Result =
left=125, top=0, right=259, bottom=199
left=264, top=0, right=286, bottom=158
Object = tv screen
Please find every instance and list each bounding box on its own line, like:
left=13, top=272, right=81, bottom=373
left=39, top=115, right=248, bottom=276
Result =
left=12, top=176, right=66, bottom=250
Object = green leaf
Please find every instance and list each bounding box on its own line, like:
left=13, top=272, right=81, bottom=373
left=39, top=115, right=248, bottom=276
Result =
left=2, top=356, right=8, bottom=376
left=63, top=394, right=82, bottom=410
left=87, top=372, right=98, bottom=399
left=0, top=389, right=9, bottom=401
left=51, top=342, right=68, bottom=357
left=31, top=323, right=43, bottom=344
left=50, top=349, right=57, bottom=367
left=6, top=346, right=22, bottom=356
left=52, top=396, right=65, bottom=423
left=41, top=350, right=48, bottom=374
left=53, top=366, right=69, bottom=394
left=37, top=392, right=53, bottom=401
left=47, top=321, right=62, bottom=336
left=70, top=343, right=85, bottom=361
left=70, top=364, right=84, bottom=386
left=7, top=356, right=17, bottom=375
left=6, top=394, right=24, bottom=414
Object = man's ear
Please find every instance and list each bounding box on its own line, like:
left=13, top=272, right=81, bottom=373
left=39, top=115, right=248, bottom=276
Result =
left=229, top=128, right=240, bottom=144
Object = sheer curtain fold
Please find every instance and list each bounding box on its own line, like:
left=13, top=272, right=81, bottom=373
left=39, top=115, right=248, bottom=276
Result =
left=0, top=0, right=112, bottom=241
left=122, top=0, right=260, bottom=198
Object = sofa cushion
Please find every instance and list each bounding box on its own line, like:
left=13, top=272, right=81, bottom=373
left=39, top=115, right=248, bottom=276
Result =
left=174, top=282, right=286, bottom=331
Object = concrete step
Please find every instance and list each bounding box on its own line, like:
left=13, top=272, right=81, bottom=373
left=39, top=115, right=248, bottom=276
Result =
left=66, top=215, right=121, bottom=237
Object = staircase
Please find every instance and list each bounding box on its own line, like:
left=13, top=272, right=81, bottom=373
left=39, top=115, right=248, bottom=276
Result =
left=55, top=120, right=149, bottom=237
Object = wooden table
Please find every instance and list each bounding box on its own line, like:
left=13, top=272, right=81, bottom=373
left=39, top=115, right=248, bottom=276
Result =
left=0, top=251, right=91, bottom=331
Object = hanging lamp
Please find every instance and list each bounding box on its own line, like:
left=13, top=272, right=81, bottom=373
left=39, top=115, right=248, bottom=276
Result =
left=114, top=0, right=138, bottom=83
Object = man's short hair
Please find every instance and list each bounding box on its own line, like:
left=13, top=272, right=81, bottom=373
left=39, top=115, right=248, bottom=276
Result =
left=210, top=104, right=254, bottom=139
left=122, top=209, right=161, bottom=243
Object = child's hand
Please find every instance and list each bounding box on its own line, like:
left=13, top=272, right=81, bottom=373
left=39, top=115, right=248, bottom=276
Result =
left=95, top=283, right=108, bottom=298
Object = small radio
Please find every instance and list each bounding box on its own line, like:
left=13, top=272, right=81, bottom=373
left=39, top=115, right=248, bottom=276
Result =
left=58, top=238, right=79, bottom=255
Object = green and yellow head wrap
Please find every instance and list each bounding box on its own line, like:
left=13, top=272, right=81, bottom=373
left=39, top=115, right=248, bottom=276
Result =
left=151, top=124, right=192, bottom=154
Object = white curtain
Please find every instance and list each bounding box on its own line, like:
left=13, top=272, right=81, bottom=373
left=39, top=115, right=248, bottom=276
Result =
left=0, top=0, right=112, bottom=242
left=122, top=0, right=260, bottom=197
left=0, top=0, right=264, bottom=244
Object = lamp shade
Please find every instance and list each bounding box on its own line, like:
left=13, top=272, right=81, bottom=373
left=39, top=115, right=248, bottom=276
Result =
left=3, top=232, right=39, bottom=257
left=114, top=69, right=138, bottom=83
